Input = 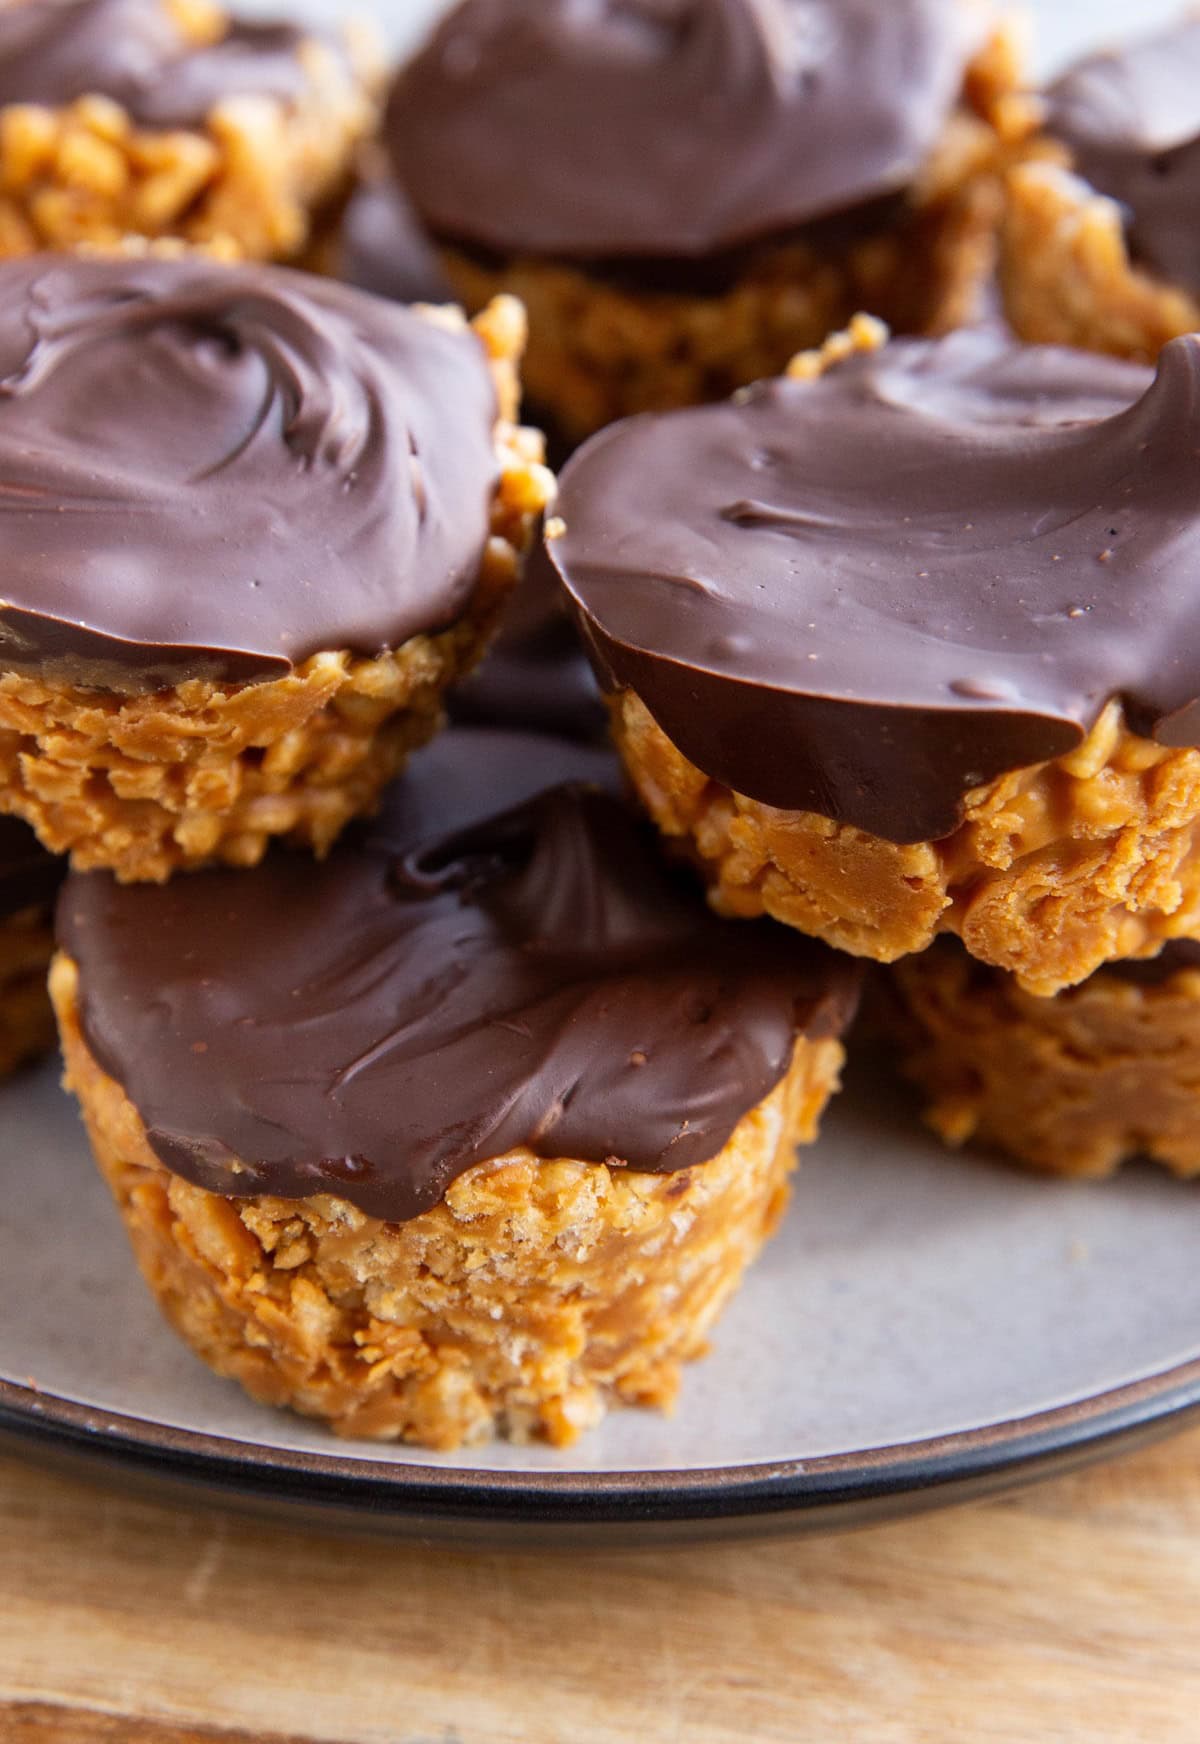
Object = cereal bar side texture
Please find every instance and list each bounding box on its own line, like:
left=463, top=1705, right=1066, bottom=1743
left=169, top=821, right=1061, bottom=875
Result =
left=0, top=299, right=554, bottom=882
left=610, top=691, right=1200, bottom=996
left=432, top=22, right=1034, bottom=443
left=0, top=13, right=383, bottom=262
left=0, top=905, right=55, bottom=1079
left=999, top=159, right=1200, bottom=360
left=890, top=946, right=1200, bottom=1178
left=52, top=952, right=843, bottom=1449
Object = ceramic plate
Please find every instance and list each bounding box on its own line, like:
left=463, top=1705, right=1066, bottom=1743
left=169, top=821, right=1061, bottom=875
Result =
left=4, top=1056, right=1200, bottom=1541
left=5, top=0, right=1199, bottom=1540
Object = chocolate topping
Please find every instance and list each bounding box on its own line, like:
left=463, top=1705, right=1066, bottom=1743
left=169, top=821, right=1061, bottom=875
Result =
left=0, top=0, right=324, bottom=131
left=1048, top=21, right=1200, bottom=299
left=0, top=255, right=499, bottom=687
left=338, top=177, right=453, bottom=307
left=0, top=815, right=61, bottom=921
left=386, top=0, right=977, bottom=260
left=58, top=728, right=859, bottom=1221
left=550, top=328, right=1200, bottom=845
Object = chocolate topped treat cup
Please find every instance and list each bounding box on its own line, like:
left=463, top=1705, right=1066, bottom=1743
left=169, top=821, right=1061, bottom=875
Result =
left=889, top=939, right=1200, bottom=1180
left=0, top=0, right=381, bottom=262
left=550, top=317, right=1200, bottom=997
left=385, top=0, right=1032, bottom=445
left=0, top=815, right=62, bottom=1077
left=1001, top=20, right=1200, bottom=362
left=52, top=727, right=859, bottom=1448
left=0, top=254, right=552, bottom=882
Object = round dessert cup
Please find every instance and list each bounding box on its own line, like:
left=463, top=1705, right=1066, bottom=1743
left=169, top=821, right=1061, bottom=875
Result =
left=429, top=21, right=1033, bottom=445
left=52, top=952, right=844, bottom=1450
left=0, top=296, right=552, bottom=884
left=1000, top=158, right=1200, bottom=361
left=584, top=321, right=1200, bottom=998
left=888, top=942, right=1200, bottom=1180
left=0, top=905, right=56, bottom=1079
left=0, top=0, right=381, bottom=263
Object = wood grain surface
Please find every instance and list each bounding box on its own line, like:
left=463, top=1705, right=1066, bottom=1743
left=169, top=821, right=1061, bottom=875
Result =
left=3, top=1428, right=1200, bottom=1744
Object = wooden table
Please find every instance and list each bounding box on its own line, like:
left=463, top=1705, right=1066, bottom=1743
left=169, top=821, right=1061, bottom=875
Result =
left=4, top=1426, right=1200, bottom=1744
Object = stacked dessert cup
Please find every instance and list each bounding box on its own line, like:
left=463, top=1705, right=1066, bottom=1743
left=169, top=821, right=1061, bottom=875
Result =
left=5, top=0, right=1199, bottom=1457
left=547, top=306, right=1200, bottom=1188
left=3, top=235, right=859, bottom=1450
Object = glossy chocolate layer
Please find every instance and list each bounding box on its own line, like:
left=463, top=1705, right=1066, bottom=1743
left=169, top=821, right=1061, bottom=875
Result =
left=0, top=816, right=62, bottom=921
left=1048, top=21, right=1200, bottom=299
left=338, top=177, right=452, bottom=307
left=59, top=729, right=859, bottom=1221
left=0, top=0, right=327, bottom=131
left=550, top=328, right=1200, bottom=845
left=386, top=0, right=977, bottom=260
left=0, top=255, right=499, bottom=687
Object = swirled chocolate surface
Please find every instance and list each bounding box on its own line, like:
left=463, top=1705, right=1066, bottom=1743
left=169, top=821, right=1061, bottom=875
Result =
left=0, top=816, right=61, bottom=920
left=1048, top=21, right=1200, bottom=299
left=385, top=0, right=978, bottom=260
left=0, top=255, right=499, bottom=687
left=58, top=728, right=859, bottom=1221
left=0, top=0, right=330, bottom=131
left=549, top=328, right=1200, bottom=845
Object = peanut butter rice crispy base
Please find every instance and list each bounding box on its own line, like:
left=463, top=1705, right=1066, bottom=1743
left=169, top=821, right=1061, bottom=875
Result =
left=0, top=0, right=381, bottom=263
left=0, top=905, right=55, bottom=1079
left=1000, top=158, right=1200, bottom=361
left=52, top=952, right=843, bottom=1450
left=435, top=23, right=1035, bottom=444
left=890, top=946, right=1200, bottom=1180
left=0, top=297, right=554, bottom=884
left=610, top=689, right=1200, bottom=999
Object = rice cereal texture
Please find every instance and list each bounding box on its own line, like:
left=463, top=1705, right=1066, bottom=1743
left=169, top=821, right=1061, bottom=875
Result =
left=435, top=22, right=1036, bottom=443
left=0, top=0, right=382, bottom=263
left=889, top=944, right=1200, bottom=1179
left=1000, top=157, right=1200, bottom=361
left=52, top=952, right=844, bottom=1450
left=0, top=906, right=56, bottom=1079
left=609, top=689, right=1200, bottom=998
left=0, top=297, right=554, bottom=883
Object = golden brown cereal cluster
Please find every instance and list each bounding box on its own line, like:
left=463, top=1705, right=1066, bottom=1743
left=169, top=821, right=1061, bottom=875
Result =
left=436, top=23, right=1035, bottom=442
left=52, top=951, right=844, bottom=1450
left=890, top=943, right=1200, bottom=1179
left=0, top=905, right=56, bottom=1079
left=0, top=298, right=555, bottom=882
left=609, top=690, right=1200, bottom=998
left=0, top=1, right=381, bottom=262
left=999, top=158, right=1200, bottom=359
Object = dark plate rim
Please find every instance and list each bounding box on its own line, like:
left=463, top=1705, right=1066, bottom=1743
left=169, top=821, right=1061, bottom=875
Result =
left=3, top=1352, right=1200, bottom=1530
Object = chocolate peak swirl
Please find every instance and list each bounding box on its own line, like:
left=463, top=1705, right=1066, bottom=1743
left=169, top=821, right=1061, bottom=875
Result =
left=549, top=328, right=1200, bottom=844
left=0, top=256, right=499, bottom=687
left=386, top=0, right=978, bottom=259
left=1048, top=20, right=1200, bottom=299
left=0, top=0, right=323, bottom=131
left=57, top=729, right=859, bottom=1222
